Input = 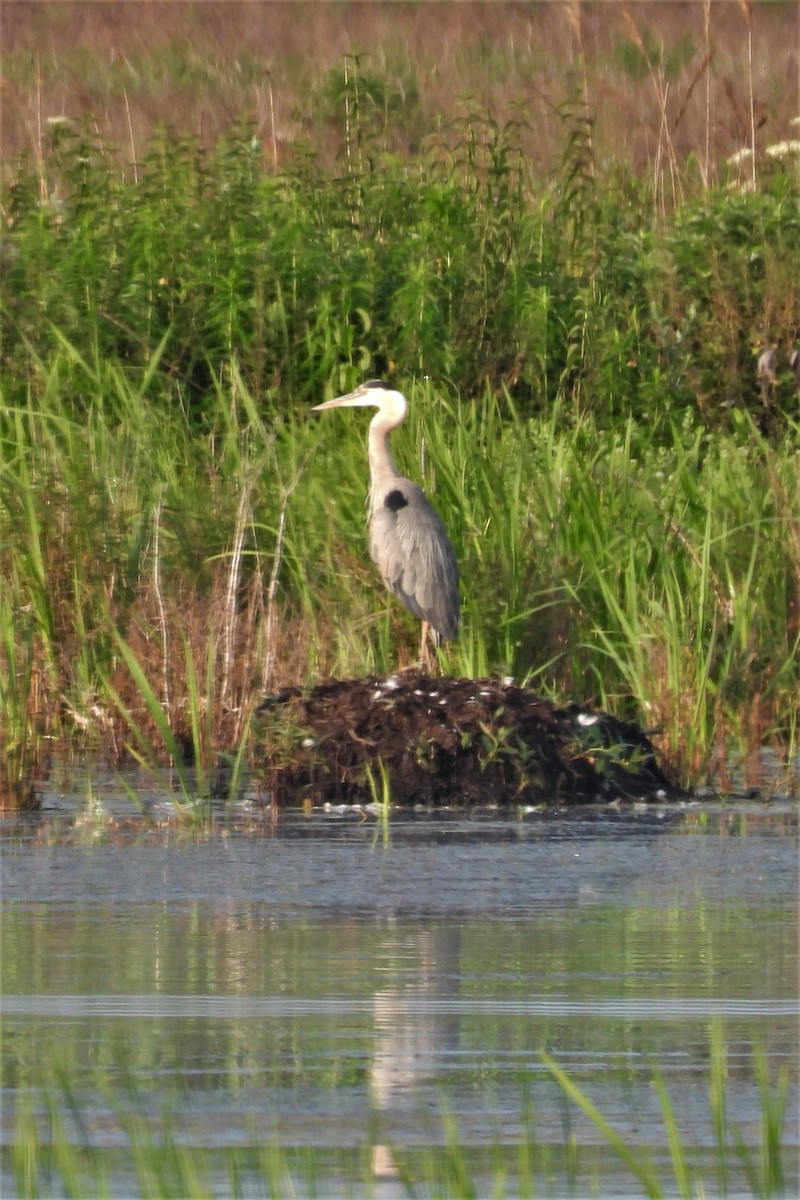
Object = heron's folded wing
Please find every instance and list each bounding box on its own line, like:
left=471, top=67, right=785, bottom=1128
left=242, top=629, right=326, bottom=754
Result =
left=370, top=486, right=459, bottom=640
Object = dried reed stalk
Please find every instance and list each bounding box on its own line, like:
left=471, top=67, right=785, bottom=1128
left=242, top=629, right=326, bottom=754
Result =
left=262, top=460, right=308, bottom=692
left=221, top=461, right=264, bottom=710
left=703, top=0, right=712, bottom=185
left=151, top=494, right=171, bottom=720
left=122, top=84, right=138, bottom=183
left=621, top=5, right=680, bottom=211
left=740, top=0, right=757, bottom=189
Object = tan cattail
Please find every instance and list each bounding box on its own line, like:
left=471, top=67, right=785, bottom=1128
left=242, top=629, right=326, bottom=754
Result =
left=620, top=4, right=646, bottom=57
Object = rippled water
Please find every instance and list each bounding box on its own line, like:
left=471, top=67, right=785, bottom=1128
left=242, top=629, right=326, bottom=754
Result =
left=1, top=778, right=798, bottom=1198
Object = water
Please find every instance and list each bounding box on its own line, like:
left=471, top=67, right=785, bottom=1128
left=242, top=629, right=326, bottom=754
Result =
left=1, top=776, right=798, bottom=1198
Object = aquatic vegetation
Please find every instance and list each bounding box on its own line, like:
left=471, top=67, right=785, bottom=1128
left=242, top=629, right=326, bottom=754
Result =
left=10, top=1032, right=791, bottom=1199
left=543, top=1032, right=790, bottom=1200
left=0, top=583, right=45, bottom=806
left=1, top=49, right=798, bottom=806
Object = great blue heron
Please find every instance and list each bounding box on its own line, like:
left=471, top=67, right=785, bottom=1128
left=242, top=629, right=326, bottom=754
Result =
left=313, top=381, right=459, bottom=665
left=757, top=342, right=800, bottom=404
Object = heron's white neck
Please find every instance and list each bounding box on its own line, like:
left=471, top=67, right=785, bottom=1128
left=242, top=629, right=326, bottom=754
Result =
left=367, top=408, right=404, bottom=511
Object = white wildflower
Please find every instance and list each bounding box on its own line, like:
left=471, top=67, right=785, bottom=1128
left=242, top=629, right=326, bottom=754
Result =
left=765, top=140, right=800, bottom=158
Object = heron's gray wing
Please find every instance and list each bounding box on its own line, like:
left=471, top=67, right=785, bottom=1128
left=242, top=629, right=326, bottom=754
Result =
left=370, top=481, right=459, bottom=641
left=757, top=347, right=778, bottom=385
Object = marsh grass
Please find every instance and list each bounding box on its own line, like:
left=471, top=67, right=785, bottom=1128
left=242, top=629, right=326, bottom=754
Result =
left=1, top=356, right=798, bottom=800
left=1, top=349, right=797, bottom=800
left=365, top=757, right=392, bottom=848
left=10, top=1032, right=791, bottom=1199
left=4, top=2, right=798, bottom=188
left=1, top=98, right=798, bottom=804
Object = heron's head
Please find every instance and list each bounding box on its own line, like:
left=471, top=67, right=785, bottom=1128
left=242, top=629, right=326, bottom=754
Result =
left=313, top=380, right=408, bottom=426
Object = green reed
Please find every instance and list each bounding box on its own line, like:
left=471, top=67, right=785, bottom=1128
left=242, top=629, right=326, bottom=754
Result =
left=1, top=345, right=797, bottom=797
left=10, top=1031, right=791, bottom=1199
left=0, top=577, right=43, bottom=804
left=1, top=346, right=798, bottom=796
left=4, top=112, right=798, bottom=428
left=1, top=119, right=798, bottom=801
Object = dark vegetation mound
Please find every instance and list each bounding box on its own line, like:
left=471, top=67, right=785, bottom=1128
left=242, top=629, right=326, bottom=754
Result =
left=258, top=673, right=675, bottom=808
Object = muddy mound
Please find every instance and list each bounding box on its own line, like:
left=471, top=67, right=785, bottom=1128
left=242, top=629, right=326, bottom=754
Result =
left=257, top=673, right=675, bottom=807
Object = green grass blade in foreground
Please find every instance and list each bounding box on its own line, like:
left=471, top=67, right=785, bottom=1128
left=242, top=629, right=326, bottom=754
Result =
left=745, top=1042, right=789, bottom=1199
left=541, top=1050, right=665, bottom=1199
left=9, top=1042, right=795, bottom=1199
left=652, top=1070, right=693, bottom=1199
left=440, top=1103, right=479, bottom=1200
left=710, top=1018, right=730, bottom=1198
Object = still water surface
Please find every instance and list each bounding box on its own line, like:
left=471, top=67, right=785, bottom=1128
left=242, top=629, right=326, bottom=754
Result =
left=1, top=776, right=798, bottom=1198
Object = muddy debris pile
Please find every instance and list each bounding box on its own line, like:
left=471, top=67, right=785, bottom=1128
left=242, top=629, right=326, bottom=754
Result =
left=257, top=672, right=675, bottom=807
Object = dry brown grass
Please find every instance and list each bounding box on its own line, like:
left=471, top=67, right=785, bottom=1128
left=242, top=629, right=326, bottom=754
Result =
left=3, top=1, right=798, bottom=180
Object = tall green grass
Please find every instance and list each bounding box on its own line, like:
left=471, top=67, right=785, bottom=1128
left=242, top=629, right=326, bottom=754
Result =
left=1, top=116, right=798, bottom=802
left=1, top=359, right=796, bottom=797
left=4, top=110, right=798, bottom=426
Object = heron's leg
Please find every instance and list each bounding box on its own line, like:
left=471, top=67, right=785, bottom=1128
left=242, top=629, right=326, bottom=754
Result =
left=419, top=621, right=432, bottom=672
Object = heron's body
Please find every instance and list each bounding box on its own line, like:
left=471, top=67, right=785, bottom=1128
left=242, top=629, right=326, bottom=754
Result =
left=313, top=381, right=459, bottom=657
left=757, top=343, right=800, bottom=404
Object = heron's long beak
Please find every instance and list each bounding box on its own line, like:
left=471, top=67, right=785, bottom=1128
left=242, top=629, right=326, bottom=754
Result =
left=312, top=390, right=371, bottom=411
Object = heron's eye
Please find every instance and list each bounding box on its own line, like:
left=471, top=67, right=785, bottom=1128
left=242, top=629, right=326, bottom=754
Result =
left=384, top=489, right=409, bottom=512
